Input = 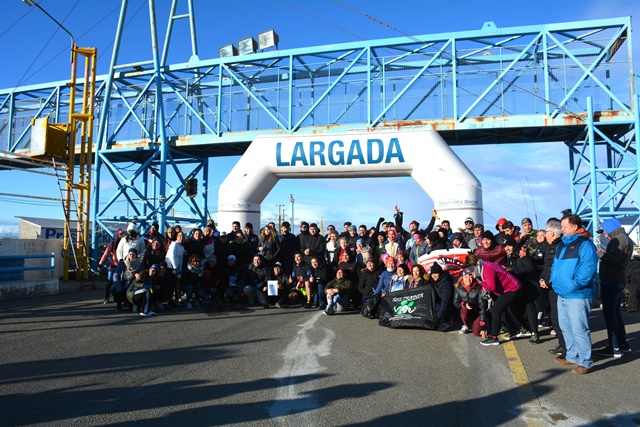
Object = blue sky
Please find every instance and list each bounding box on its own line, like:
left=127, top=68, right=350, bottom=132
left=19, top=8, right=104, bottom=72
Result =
left=1, top=0, right=639, bottom=234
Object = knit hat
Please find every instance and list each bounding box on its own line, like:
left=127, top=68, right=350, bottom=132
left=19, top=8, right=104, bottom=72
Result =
left=462, top=266, right=474, bottom=276
left=397, top=263, right=409, bottom=273
left=503, top=236, right=517, bottom=247
left=128, top=248, right=138, bottom=256
left=430, top=262, right=443, bottom=275
left=227, top=254, right=236, bottom=261
left=482, top=230, right=494, bottom=240
left=348, top=225, right=357, bottom=231
left=451, top=232, right=464, bottom=243
left=521, top=217, right=532, bottom=225
left=495, top=218, right=507, bottom=230
left=597, top=218, right=621, bottom=235
left=464, top=217, right=474, bottom=224
left=356, top=238, right=365, bottom=245
left=427, top=231, right=439, bottom=242
left=127, top=221, right=138, bottom=232
left=413, top=233, right=423, bottom=240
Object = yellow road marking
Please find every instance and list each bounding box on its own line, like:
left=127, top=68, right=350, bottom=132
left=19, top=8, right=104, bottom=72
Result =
left=502, top=340, right=548, bottom=427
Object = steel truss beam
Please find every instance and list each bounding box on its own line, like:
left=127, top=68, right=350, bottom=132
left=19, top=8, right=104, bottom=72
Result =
left=0, top=4, right=637, bottom=255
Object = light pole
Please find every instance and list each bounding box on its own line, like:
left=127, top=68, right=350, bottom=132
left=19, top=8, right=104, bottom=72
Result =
left=290, top=194, right=295, bottom=235
left=23, top=0, right=97, bottom=283
left=23, top=0, right=75, bottom=57
left=276, top=204, right=284, bottom=232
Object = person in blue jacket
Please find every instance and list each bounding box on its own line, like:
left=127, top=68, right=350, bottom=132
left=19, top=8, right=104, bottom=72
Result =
left=550, top=214, right=598, bottom=375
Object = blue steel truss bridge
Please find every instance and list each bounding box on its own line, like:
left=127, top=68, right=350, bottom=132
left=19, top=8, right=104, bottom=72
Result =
left=0, top=1, right=638, bottom=261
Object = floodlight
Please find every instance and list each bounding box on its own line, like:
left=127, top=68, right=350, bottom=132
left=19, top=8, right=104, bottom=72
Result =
left=258, top=30, right=279, bottom=50
left=238, top=37, right=257, bottom=56
left=218, top=44, right=237, bottom=58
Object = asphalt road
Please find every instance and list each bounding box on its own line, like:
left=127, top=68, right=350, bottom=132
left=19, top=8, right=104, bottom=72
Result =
left=1, top=289, right=640, bottom=427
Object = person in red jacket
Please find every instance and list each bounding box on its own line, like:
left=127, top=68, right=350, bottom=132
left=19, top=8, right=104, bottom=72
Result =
left=465, top=253, right=522, bottom=346
left=99, top=229, right=125, bottom=304
left=473, top=230, right=507, bottom=267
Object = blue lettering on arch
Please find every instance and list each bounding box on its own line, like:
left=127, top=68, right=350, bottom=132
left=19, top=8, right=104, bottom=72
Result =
left=367, top=139, right=384, bottom=164
left=309, top=141, right=326, bottom=166
left=347, top=140, right=365, bottom=165
left=385, top=138, right=405, bottom=163
left=275, top=142, right=290, bottom=166
left=328, top=140, right=344, bottom=165
left=291, top=142, right=309, bottom=166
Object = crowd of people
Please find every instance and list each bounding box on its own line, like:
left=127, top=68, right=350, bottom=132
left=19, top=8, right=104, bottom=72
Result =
left=99, top=206, right=639, bottom=375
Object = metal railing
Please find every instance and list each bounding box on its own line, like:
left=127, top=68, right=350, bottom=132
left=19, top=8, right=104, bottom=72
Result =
left=0, top=253, right=55, bottom=279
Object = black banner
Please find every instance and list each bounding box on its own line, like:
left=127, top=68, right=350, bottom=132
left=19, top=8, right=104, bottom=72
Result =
left=378, top=285, right=437, bottom=329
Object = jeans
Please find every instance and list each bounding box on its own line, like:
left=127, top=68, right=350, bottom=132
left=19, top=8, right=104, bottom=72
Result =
left=328, top=294, right=350, bottom=312
left=600, top=281, right=628, bottom=349
left=557, top=297, right=593, bottom=369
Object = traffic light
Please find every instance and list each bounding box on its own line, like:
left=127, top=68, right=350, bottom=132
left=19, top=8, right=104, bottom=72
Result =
left=185, top=178, right=198, bottom=198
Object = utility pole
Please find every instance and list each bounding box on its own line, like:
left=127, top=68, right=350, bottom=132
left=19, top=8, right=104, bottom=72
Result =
left=290, top=194, right=295, bottom=235
left=276, top=204, right=284, bottom=232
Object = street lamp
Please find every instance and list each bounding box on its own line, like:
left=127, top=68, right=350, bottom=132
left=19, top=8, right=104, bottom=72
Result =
left=290, top=194, right=295, bottom=235
left=23, top=0, right=76, bottom=59
left=23, top=0, right=97, bottom=282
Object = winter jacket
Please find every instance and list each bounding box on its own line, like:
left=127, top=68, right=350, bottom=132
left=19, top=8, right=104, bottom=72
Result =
left=453, top=282, right=487, bottom=324
left=540, top=237, right=561, bottom=287
left=99, top=229, right=125, bottom=269
left=326, top=277, right=353, bottom=295
left=477, top=260, right=521, bottom=296
left=358, top=268, right=381, bottom=296
left=374, top=268, right=397, bottom=295
left=257, top=236, right=280, bottom=264
left=429, top=271, right=455, bottom=322
left=165, top=241, right=186, bottom=273
left=550, top=233, right=597, bottom=299
left=116, top=234, right=146, bottom=262
left=474, top=243, right=507, bottom=267
left=598, top=227, right=634, bottom=283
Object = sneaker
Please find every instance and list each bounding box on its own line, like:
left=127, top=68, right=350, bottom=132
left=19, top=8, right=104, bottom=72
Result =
left=325, top=305, right=335, bottom=315
left=263, top=301, right=270, bottom=309
left=185, top=302, right=193, bottom=310
left=503, top=330, right=518, bottom=341
left=517, top=328, right=533, bottom=338
left=619, top=345, right=632, bottom=354
left=594, top=346, right=622, bottom=358
left=459, top=325, right=470, bottom=334
left=550, top=329, right=557, bottom=336
left=304, top=302, right=314, bottom=309
left=140, top=311, right=155, bottom=317
left=481, top=336, right=500, bottom=346
left=549, top=345, right=564, bottom=355
left=529, top=334, right=540, bottom=344
left=275, top=302, right=282, bottom=309
left=437, top=322, right=449, bottom=332
left=132, top=305, right=138, bottom=313
left=103, top=298, right=109, bottom=304
left=499, top=326, right=509, bottom=334
left=571, top=365, right=591, bottom=375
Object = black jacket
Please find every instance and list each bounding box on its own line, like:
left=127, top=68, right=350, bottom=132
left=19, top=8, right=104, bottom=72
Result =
left=429, top=271, right=455, bottom=322
left=453, top=283, right=487, bottom=324
left=358, top=268, right=381, bottom=296
left=541, top=237, right=561, bottom=288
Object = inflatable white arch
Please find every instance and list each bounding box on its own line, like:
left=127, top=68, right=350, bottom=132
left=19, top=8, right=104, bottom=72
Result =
left=217, top=129, right=483, bottom=231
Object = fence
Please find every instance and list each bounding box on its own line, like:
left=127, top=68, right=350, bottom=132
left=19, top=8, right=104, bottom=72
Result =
left=0, top=253, right=55, bottom=281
